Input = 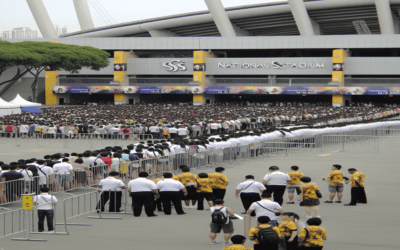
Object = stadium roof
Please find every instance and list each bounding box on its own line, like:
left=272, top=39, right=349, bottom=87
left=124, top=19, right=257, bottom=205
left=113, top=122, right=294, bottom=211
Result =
left=62, top=0, right=400, bottom=38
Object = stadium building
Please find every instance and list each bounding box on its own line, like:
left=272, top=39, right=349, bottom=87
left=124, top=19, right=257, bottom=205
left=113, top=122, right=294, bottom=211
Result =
left=4, top=0, right=400, bottom=106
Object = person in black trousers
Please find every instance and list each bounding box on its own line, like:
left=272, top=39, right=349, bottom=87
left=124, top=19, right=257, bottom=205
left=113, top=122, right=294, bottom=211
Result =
left=263, top=166, right=291, bottom=206
left=127, top=172, right=159, bottom=217
left=235, top=175, right=266, bottom=216
left=96, top=172, right=126, bottom=212
left=156, top=172, right=187, bottom=215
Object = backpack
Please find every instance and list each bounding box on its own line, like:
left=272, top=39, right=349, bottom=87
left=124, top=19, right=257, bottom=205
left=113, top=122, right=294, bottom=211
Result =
left=211, top=207, right=227, bottom=224
left=256, top=226, right=280, bottom=245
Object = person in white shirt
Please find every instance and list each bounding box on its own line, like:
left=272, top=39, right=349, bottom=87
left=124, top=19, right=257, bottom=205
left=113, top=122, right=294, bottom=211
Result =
left=97, top=172, right=126, bottom=213
left=127, top=172, right=159, bottom=217
left=177, top=126, right=188, bottom=139
left=263, top=166, right=291, bottom=206
left=169, top=126, right=178, bottom=139
left=156, top=172, right=187, bottom=215
left=53, top=158, right=74, bottom=190
left=246, top=192, right=284, bottom=227
left=36, top=160, right=53, bottom=188
left=149, top=125, right=160, bottom=139
left=235, top=175, right=266, bottom=216
left=17, top=165, right=33, bottom=181
left=209, top=199, right=235, bottom=245
left=33, top=187, right=58, bottom=232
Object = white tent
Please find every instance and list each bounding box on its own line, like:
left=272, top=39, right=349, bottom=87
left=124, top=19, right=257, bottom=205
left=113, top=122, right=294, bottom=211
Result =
left=9, top=94, right=42, bottom=107
left=0, top=97, right=22, bottom=116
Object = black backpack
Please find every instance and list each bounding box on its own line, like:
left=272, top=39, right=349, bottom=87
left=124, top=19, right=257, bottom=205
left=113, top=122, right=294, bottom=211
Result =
left=211, top=207, right=227, bottom=224
left=256, top=226, right=280, bottom=245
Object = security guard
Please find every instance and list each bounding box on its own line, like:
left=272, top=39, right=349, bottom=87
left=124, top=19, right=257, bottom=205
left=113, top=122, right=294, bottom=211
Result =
left=156, top=172, right=187, bottom=215
left=208, top=167, right=229, bottom=203
left=97, top=172, right=126, bottom=212
left=344, top=168, right=366, bottom=206
left=127, top=172, right=159, bottom=217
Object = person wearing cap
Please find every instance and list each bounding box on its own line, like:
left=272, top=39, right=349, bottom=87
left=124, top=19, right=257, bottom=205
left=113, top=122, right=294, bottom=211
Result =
left=96, top=172, right=126, bottom=213
left=263, top=166, right=291, bottom=206
left=33, top=187, right=58, bottom=232
left=235, top=175, right=266, bottom=216
left=223, top=234, right=253, bottom=250
left=299, top=177, right=321, bottom=218
left=323, top=164, right=344, bottom=204
left=156, top=172, right=187, bottom=215
left=344, top=168, right=366, bottom=206
left=208, top=167, right=229, bottom=204
left=127, top=172, right=159, bottom=217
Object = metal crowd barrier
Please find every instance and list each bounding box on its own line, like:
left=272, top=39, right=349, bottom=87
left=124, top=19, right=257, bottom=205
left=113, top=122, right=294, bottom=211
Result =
left=321, top=135, right=400, bottom=152
left=0, top=208, right=26, bottom=239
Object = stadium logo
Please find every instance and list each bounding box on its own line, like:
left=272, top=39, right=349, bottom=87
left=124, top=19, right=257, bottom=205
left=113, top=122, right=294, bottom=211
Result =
left=163, top=60, right=187, bottom=72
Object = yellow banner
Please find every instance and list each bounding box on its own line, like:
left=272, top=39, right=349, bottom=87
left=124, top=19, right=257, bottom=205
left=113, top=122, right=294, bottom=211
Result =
left=45, top=71, right=59, bottom=105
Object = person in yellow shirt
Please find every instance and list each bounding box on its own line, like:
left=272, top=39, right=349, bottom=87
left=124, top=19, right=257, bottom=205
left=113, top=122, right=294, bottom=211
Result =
left=176, top=166, right=198, bottom=209
left=278, top=213, right=298, bottom=250
left=286, top=166, right=304, bottom=204
left=323, top=164, right=344, bottom=204
left=196, top=172, right=213, bottom=210
left=249, top=216, right=282, bottom=250
left=223, top=235, right=253, bottom=250
left=299, top=177, right=321, bottom=218
left=344, top=168, right=367, bottom=206
left=208, top=167, right=229, bottom=204
left=298, top=218, right=327, bottom=250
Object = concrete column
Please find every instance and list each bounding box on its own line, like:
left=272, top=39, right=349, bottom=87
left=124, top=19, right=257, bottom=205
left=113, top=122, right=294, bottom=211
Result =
left=73, top=0, right=95, bottom=30
left=392, top=12, right=400, bottom=34
left=204, top=0, right=236, bottom=37
left=26, top=0, right=58, bottom=38
left=375, top=0, right=395, bottom=34
left=288, top=0, right=315, bottom=36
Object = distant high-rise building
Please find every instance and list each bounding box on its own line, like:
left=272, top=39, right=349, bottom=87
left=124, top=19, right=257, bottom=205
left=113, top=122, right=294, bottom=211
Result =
left=54, top=24, right=68, bottom=36
left=2, top=31, right=12, bottom=39
left=1, top=27, right=40, bottom=39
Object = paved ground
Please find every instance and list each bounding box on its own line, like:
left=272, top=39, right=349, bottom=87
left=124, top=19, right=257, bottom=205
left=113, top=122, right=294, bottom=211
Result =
left=0, top=145, right=398, bottom=250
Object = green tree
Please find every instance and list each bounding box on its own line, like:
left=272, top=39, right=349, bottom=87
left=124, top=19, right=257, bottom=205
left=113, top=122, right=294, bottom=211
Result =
left=15, top=41, right=110, bottom=102
left=0, top=41, right=33, bottom=86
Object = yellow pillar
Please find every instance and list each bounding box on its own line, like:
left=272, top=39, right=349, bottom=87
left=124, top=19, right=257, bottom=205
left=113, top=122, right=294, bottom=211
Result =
left=332, top=49, right=348, bottom=106
left=45, top=71, right=59, bottom=105
left=193, top=51, right=213, bottom=105
left=114, top=51, right=138, bottom=104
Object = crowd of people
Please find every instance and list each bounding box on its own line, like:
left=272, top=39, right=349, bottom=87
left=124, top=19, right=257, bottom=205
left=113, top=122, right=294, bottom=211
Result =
left=0, top=103, right=380, bottom=249
left=0, top=104, right=398, bottom=139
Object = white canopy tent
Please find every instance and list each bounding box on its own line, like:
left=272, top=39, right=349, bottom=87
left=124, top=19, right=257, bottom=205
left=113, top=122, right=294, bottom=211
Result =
left=9, top=94, right=42, bottom=107
left=0, top=97, right=22, bottom=116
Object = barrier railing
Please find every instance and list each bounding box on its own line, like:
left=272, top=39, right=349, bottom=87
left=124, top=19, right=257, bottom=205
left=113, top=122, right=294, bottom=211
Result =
left=321, top=135, right=400, bottom=152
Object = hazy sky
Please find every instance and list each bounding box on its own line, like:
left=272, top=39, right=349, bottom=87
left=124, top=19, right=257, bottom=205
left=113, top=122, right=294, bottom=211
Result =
left=0, top=0, right=283, bottom=36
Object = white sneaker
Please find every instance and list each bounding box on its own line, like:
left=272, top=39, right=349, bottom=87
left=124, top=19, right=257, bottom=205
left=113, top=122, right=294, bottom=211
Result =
left=191, top=205, right=197, bottom=209
left=210, top=240, right=219, bottom=245
left=306, top=216, right=312, bottom=219
left=183, top=205, right=190, bottom=209
left=316, top=215, right=321, bottom=218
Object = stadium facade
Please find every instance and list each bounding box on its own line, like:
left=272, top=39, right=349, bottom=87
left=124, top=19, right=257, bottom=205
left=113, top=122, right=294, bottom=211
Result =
left=5, top=0, right=400, bottom=106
